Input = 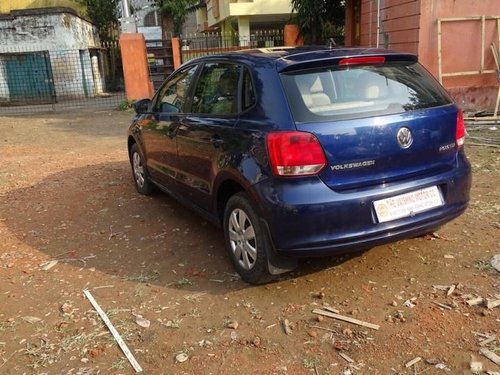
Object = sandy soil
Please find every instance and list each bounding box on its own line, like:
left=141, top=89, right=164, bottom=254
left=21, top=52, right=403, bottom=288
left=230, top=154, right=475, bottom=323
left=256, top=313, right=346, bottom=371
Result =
left=0, top=110, right=498, bottom=375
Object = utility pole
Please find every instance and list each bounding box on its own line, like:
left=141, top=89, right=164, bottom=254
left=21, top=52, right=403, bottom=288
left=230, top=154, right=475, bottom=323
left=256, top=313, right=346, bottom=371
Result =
left=121, top=0, right=137, bottom=33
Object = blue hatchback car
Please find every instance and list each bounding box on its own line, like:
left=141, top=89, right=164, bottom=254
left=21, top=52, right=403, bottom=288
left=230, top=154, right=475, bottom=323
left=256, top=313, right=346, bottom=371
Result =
left=128, top=47, right=471, bottom=284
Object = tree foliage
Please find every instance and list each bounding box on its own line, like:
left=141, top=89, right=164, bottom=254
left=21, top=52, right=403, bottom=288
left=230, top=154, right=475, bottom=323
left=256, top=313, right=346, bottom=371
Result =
left=291, top=0, right=345, bottom=45
left=155, top=0, right=198, bottom=36
left=78, top=0, right=119, bottom=41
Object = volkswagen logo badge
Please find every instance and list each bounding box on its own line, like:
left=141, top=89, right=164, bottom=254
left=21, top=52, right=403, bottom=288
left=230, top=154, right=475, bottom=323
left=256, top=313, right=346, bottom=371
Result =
left=397, top=127, right=413, bottom=149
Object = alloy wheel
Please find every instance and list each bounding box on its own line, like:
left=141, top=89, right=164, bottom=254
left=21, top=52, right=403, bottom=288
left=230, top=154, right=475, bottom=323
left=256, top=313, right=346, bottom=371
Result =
left=228, top=208, right=257, bottom=270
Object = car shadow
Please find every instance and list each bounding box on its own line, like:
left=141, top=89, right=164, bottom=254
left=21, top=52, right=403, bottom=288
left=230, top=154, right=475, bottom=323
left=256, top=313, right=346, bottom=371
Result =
left=1, top=160, right=363, bottom=293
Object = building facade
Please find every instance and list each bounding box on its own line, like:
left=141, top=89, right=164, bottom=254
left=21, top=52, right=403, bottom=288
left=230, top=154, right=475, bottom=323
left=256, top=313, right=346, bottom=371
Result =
left=344, top=0, right=500, bottom=111
left=197, top=0, right=293, bottom=41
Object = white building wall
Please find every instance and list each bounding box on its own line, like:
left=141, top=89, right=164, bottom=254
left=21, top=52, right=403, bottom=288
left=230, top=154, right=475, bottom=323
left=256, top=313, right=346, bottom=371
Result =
left=0, top=10, right=100, bottom=100
left=0, top=12, right=99, bottom=53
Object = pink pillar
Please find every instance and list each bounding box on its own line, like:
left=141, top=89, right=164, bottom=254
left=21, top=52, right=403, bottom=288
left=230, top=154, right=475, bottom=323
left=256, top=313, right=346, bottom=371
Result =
left=172, top=37, right=182, bottom=70
left=119, top=33, right=154, bottom=100
left=284, top=24, right=304, bottom=47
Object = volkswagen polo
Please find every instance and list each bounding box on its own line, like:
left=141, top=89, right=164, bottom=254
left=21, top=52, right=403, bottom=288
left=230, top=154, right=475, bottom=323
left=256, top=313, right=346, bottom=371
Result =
left=127, top=47, right=471, bottom=284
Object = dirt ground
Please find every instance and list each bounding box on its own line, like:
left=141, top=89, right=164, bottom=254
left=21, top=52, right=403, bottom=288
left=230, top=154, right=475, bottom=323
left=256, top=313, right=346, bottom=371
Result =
left=0, top=110, right=498, bottom=375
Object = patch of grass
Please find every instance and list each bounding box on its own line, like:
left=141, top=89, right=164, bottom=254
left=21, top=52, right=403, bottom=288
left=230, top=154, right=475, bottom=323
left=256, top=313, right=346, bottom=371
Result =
left=110, top=358, right=127, bottom=371
left=303, top=357, right=320, bottom=369
left=164, top=319, right=182, bottom=329
left=124, top=272, right=159, bottom=283
left=60, top=331, right=99, bottom=353
left=189, top=308, right=201, bottom=318
left=475, top=260, right=494, bottom=271
left=168, top=277, right=194, bottom=287
left=0, top=321, right=16, bottom=332
left=183, top=293, right=205, bottom=303
left=118, top=100, right=134, bottom=111
left=23, top=341, right=58, bottom=369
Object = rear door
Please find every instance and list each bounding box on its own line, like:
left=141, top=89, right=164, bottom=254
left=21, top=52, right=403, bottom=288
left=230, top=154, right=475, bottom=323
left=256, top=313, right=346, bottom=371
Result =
left=280, top=61, right=458, bottom=191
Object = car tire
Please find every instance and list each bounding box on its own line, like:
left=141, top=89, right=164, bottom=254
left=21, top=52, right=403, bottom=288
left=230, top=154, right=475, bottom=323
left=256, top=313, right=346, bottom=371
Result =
left=223, top=192, right=274, bottom=284
left=130, top=143, right=155, bottom=195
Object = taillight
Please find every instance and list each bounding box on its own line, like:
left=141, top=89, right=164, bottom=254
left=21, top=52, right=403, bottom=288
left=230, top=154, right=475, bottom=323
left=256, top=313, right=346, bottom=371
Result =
left=456, top=109, right=465, bottom=148
left=266, top=131, right=326, bottom=176
left=338, top=56, right=385, bottom=66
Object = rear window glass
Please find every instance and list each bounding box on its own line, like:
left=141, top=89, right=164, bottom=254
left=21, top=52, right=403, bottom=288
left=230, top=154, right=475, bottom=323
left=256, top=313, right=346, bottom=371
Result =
left=280, top=62, right=452, bottom=123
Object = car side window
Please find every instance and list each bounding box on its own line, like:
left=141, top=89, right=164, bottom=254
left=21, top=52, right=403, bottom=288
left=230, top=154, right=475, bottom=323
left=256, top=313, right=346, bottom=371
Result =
left=154, top=65, right=197, bottom=113
left=242, top=67, right=256, bottom=111
left=191, top=63, right=241, bottom=115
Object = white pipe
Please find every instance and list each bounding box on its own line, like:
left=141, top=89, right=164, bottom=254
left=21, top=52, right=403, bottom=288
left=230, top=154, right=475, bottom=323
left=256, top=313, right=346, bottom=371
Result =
left=376, top=0, right=381, bottom=48
left=122, top=0, right=131, bottom=18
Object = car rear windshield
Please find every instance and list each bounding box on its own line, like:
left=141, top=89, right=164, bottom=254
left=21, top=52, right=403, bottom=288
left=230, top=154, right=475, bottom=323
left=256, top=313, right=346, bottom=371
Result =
left=280, top=62, right=452, bottom=123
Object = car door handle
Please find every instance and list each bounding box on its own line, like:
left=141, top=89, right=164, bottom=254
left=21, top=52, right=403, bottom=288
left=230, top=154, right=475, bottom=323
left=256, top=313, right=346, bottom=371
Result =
left=210, top=135, right=224, bottom=148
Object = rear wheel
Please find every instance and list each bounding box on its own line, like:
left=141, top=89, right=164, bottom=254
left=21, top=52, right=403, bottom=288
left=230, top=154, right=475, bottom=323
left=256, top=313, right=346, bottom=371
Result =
left=130, top=143, right=154, bottom=195
left=223, top=193, right=274, bottom=284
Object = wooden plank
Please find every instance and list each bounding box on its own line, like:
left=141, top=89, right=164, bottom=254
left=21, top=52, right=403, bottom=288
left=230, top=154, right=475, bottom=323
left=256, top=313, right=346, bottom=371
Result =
left=479, top=336, right=497, bottom=347
left=339, top=352, right=354, bottom=363
left=312, top=309, right=380, bottom=330
left=486, top=299, right=500, bottom=309
left=447, top=284, right=456, bottom=297
left=480, top=348, right=500, bottom=365
left=405, top=357, right=422, bottom=368
left=432, top=301, right=453, bottom=310
left=440, top=16, right=500, bottom=22
left=442, top=70, right=496, bottom=77
left=466, top=297, right=484, bottom=306
left=83, top=289, right=143, bottom=372
left=322, top=306, right=340, bottom=314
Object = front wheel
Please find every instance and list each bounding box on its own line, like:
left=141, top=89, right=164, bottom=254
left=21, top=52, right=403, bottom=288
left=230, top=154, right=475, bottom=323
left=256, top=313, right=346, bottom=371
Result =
left=223, top=193, right=274, bottom=284
left=129, top=143, right=155, bottom=195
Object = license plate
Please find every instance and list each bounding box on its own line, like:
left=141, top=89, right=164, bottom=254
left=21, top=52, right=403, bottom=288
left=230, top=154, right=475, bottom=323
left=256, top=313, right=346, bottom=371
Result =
left=373, top=186, right=443, bottom=223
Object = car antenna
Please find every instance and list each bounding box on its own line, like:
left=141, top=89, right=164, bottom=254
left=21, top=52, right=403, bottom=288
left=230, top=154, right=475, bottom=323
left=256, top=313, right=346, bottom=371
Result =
left=327, top=38, right=336, bottom=49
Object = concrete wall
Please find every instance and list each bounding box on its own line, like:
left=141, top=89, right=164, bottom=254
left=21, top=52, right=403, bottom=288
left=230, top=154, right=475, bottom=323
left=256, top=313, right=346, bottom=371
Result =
left=418, top=0, right=499, bottom=110
left=0, top=10, right=99, bottom=52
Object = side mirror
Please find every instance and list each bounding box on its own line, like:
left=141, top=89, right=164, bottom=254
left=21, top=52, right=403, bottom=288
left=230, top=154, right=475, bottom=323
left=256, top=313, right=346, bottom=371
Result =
left=133, top=98, right=151, bottom=114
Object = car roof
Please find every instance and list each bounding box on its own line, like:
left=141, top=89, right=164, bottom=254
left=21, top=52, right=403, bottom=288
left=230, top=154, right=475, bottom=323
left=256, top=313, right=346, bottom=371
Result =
left=185, top=47, right=418, bottom=73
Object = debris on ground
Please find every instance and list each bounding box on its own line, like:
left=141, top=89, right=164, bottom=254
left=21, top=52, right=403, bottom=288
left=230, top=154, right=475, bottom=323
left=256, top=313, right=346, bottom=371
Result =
left=480, top=347, right=500, bottom=365
left=312, top=309, right=380, bottom=330
left=405, top=356, right=421, bottom=368
left=175, top=353, right=189, bottom=363
left=134, top=315, right=150, bottom=328
left=470, top=360, right=483, bottom=374
left=281, top=319, right=293, bottom=335
left=467, top=297, right=485, bottom=306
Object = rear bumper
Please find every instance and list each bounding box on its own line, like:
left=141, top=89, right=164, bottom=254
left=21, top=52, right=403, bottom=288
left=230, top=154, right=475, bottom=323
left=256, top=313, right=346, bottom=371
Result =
left=252, top=154, right=471, bottom=257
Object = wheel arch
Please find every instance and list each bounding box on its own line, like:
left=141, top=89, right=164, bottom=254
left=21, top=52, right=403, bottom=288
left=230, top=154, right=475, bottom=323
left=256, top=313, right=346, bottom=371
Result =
left=127, top=135, right=137, bottom=156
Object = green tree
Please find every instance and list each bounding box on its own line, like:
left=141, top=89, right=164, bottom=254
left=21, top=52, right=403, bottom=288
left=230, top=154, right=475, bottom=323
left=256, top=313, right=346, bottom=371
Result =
left=155, top=0, right=198, bottom=36
left=291, top=0, right=345, bottom=45
left=78, top=0, right=119, bottom=41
